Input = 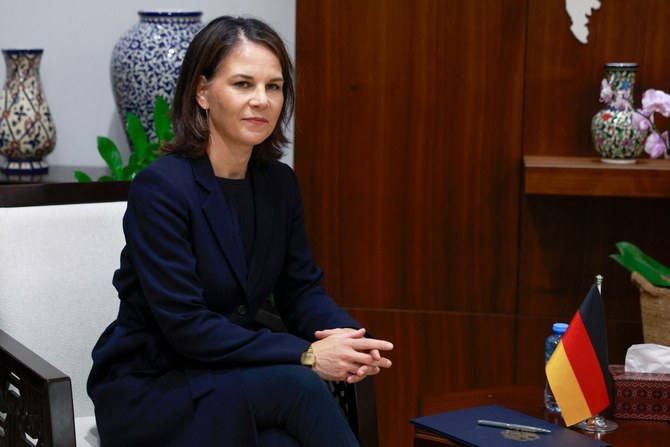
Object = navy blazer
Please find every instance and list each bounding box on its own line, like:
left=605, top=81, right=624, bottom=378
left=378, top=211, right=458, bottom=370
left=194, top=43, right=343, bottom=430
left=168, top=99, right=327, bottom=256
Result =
left=88, top=153, right=361, bottom=446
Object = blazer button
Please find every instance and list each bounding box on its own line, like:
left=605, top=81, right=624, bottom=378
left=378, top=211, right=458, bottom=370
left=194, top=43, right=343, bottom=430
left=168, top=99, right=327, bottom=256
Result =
left=236, top=305, right=248, bottom=315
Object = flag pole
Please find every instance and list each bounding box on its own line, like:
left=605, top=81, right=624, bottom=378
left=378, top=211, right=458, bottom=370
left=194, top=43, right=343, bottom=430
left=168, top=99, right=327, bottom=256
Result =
left=575, top=275, right=619, bottom=434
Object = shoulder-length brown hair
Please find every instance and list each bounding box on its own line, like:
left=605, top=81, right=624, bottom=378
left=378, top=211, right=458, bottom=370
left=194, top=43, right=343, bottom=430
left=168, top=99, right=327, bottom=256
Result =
left=163, top=15, right=295, bottom=162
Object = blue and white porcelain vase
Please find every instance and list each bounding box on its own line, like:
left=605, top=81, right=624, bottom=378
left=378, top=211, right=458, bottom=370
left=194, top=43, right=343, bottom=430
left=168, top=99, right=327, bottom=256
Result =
left=0, top=49, right=56, bottom=173
left=110, top=11, right=202, bottom=144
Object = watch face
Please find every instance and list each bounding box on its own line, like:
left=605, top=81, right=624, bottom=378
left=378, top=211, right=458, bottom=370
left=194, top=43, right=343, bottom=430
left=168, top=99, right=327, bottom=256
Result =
left=301, top=350, right=316, bottom=366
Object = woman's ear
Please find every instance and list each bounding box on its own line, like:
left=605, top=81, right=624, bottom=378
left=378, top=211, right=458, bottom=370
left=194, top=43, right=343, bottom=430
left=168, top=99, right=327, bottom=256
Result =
left=195, top=75, right=209, bottom=110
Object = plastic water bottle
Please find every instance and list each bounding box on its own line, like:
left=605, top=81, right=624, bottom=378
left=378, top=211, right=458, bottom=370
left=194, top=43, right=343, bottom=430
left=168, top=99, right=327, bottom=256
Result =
left=544, top=322, right=568, bottom=413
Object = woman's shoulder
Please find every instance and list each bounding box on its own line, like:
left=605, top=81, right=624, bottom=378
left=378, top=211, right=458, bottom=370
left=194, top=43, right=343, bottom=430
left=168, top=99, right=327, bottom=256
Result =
left=145, top=152, right=191, bottom=173
left=135, top=153, right=194, bottom=183
left=128, top=153, right=197, bottom=199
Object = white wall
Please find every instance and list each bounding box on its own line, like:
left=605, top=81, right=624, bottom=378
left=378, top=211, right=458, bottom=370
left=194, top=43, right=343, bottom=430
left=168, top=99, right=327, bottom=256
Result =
left=0, top=0, right=296, bottom=168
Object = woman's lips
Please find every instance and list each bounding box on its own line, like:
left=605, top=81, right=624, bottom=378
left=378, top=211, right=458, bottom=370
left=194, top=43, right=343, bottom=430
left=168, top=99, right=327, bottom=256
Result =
left=244, top=117, right=268, bottom=124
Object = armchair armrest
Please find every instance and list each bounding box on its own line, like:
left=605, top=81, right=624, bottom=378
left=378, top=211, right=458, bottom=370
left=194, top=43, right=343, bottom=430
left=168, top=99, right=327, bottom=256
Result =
left=0, top=330, right=75, bottom=447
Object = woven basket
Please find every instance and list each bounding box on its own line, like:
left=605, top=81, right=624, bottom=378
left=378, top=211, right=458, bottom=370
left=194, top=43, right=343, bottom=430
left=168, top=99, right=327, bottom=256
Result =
left=631, top=271, right=670, bottom=347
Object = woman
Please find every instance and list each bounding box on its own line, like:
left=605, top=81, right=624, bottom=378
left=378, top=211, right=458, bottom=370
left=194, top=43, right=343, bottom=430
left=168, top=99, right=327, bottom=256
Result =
left=87, top=15, right=393, bottom=447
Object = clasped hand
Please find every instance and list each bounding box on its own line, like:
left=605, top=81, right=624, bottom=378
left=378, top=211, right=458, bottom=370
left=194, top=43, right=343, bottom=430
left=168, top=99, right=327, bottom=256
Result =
left=310, top=328, right=393, bottom=384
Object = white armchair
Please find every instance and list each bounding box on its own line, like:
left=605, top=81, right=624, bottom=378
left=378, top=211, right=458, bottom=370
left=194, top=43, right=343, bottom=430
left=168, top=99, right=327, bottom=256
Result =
left=0, top=201, right=127, bottom=446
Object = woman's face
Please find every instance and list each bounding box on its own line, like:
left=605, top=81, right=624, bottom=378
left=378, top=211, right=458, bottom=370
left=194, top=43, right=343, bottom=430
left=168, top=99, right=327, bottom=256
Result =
left=196, top=40, right=284, bottom=152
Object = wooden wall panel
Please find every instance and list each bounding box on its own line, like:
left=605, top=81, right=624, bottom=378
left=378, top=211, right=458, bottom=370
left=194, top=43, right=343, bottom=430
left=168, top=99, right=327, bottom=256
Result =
left=516, top=195, right=670, bottom=384
left=519, top=0, right=670, bottom=386
left=296, top=1, right=670, bottom=447
left=295, top=0, right=526, bottom=313
left=348, top=309, right=515, bottom=446
left=296, top=1, right=526, bottom=445
left=524, top=0, right=670, bottom=156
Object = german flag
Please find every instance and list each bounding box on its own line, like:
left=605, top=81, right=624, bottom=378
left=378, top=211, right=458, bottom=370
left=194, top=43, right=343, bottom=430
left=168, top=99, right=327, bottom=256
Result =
left=545, top=283, right=612, bottom=426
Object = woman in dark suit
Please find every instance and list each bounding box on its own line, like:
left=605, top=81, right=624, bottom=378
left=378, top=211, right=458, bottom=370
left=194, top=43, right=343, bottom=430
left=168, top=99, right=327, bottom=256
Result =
left=87, top=15, right=393, bottom=447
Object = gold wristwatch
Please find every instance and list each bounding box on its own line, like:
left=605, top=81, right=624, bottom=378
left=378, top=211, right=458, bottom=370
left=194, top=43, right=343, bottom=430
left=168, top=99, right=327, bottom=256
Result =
left=300, top=345, right=316, bottom=367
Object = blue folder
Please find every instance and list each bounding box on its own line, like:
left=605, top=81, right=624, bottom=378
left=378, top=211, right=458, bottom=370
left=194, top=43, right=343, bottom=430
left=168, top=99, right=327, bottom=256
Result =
left=411, top=404, right=610, bottom=447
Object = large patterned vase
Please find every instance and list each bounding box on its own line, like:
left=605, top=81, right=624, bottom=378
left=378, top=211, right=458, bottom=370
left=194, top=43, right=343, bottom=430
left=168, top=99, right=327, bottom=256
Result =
left=591, top=63, right=647, bottom=164
left=110, top=11, right=202, bottom=144
left=0, top=49, right=56, bottom=173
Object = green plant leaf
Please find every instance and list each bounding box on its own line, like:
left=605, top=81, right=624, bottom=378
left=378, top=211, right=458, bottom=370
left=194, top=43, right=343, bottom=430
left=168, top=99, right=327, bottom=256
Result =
left=127, top=112, right=149, bottom=158
left=147, top=142, right=161, bottom=153
left=97, top=136, right=124, bottom=179
left=122, top=164, right=144, bottom=180
left=145, top=143, right=161, bottom=162
left=615, top=242, right=646, bottom=260
left=610, top=254, right=667, bottom=286
left=128, top=151, right=139, bottom=167
left=639, top=253, right=670, bottom=278
left=611, top=242, right=670, bottom=287
left=90, top=97, right=171, bottom=182
left=74, top=170, right=92, bottom=182
left=161, top=128, right=174, bottom=143
left=154, top=96, right=173, bottom=142
left=615, top=242, right=670, bottom=277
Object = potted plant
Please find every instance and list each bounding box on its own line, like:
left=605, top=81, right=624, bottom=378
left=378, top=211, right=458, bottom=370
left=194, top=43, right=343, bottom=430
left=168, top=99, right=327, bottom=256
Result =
left=75, top=96, right=172, bottom=182
left=611, top=241, right=670, bottom=346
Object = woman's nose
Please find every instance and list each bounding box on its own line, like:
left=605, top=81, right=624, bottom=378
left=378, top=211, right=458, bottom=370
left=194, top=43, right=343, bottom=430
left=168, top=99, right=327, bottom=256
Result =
left=250, top=87, right=269, bottom=108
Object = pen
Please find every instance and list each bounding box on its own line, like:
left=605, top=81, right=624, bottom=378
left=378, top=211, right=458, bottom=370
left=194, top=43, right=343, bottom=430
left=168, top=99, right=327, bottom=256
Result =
left=477, top=419, right=552, bottom=434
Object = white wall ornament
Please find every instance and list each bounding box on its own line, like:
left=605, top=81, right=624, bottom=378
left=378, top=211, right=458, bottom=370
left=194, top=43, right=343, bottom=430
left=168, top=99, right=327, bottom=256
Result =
left=565, top=0, right=602, bottom=44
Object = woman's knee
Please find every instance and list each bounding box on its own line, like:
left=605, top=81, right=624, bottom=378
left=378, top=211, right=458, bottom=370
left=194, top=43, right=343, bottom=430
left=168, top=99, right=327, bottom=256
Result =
left=249, top=364, right=329, bottom=395
left=279, top=365, right=330, bottom=393
left=259, top=428, right=301, bottom=447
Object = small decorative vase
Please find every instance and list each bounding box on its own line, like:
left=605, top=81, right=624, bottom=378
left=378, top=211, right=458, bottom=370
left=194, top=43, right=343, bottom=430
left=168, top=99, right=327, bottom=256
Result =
left=110, top=11, right=202, bottom=144
left=591, top=62, right=648, bottom=164
left=0, top=49, right=56, bottom=173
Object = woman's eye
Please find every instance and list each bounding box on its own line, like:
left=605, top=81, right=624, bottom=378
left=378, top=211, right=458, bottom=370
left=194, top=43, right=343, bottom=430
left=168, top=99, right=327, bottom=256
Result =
left=267, top=83, right=282, bottom=91
left=235, top=81, right=250, bottom=88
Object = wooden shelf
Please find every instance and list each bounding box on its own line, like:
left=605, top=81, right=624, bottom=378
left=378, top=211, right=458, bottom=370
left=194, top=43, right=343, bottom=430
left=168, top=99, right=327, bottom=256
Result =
left=523, top=155, right=670, bottom=198
left=0, top=165, right=129, bottom=207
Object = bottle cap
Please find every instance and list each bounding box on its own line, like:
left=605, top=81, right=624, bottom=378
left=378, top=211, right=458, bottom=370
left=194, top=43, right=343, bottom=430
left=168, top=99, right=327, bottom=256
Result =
left=552, top=322, right=568, bottom=334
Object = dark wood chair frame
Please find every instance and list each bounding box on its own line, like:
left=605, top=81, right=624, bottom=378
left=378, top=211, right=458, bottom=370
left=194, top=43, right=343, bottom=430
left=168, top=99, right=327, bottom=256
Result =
left=0, top=330, right=75, bottom=447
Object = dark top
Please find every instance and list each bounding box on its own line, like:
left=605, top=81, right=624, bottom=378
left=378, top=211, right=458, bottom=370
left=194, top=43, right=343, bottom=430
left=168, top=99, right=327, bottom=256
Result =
left=217, top=176, right=255, bottom=268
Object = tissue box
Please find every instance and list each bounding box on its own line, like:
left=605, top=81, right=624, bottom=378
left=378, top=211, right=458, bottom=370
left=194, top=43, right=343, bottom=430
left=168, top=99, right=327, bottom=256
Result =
left=609, top=364, right=670, bottom=421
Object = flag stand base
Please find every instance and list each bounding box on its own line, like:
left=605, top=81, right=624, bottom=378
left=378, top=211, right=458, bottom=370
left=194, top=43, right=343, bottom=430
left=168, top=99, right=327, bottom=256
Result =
left=575, top=414, right=618, bottom=433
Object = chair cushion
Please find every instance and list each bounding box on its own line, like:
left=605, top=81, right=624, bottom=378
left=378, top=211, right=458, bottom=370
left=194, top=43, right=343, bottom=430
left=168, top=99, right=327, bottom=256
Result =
left=0, top=201, right=126, bottom=419
left=75, top=416, right=100, bottom=447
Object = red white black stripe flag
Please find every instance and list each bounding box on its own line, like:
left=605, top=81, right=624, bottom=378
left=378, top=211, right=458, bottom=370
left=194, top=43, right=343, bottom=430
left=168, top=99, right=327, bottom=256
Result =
left=545, top=283, right=612, bottom=426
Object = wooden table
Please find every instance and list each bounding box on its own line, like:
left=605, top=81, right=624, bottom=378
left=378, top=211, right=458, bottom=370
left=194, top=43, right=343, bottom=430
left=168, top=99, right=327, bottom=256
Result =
left=414, top=385, right=670, bottom=447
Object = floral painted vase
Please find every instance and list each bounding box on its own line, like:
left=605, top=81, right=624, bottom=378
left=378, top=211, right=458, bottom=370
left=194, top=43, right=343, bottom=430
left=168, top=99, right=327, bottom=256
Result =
left=110, top=11, right=202, bottom=144
left=0, top=49, right=56, bottom=173
left=591, top=63, right=647, bottom=164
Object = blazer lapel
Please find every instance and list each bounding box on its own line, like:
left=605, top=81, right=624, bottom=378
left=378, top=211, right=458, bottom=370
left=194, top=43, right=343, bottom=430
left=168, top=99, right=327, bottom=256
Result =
left=191, top=156, right=248, bottom=295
